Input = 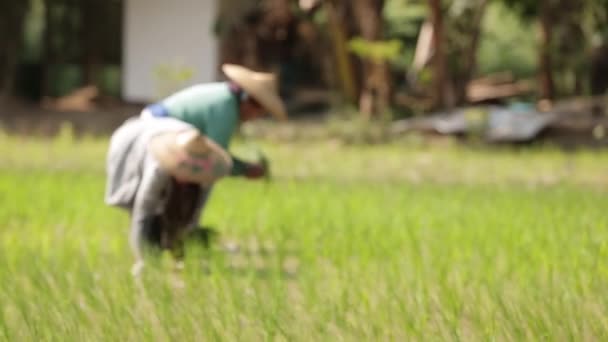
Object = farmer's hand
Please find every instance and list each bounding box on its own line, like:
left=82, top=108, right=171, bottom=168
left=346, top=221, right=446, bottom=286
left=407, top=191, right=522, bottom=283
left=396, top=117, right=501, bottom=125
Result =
left=244, top=162, right=267, bottom=179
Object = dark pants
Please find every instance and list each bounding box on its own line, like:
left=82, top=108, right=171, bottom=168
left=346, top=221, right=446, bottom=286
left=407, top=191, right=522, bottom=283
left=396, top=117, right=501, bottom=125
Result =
left=141, top=183, right=213, bottom=255
left=141, top=215, right=165, bottom=247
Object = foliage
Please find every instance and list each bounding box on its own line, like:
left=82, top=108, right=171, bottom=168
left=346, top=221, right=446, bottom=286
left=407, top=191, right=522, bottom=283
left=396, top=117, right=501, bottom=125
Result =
left=3, top=0, right=607, bottom=104
left=383, top=0, right=428, bottom=69
left=1, top=135, right=608, bottom=339
left=0, top=0, right=29, bottom=97
left=586, top=0, right=608, bottom=42
left=497, top=0, right=538, bottom=19
left=383, top=0, right=427, bottom=38
left=496, top=0, right=608, bottom=96
left=22, top=0, right=44, bottom=63
left=477, top=2, right=537, bottom=78
left=348, top=37, right=403, bottom=63
left=442, top=0, right=489, bottom=100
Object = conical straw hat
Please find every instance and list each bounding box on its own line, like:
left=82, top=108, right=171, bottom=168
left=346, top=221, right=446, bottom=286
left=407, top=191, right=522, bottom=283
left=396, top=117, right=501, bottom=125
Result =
left=222, top=64, right=287, bottom=121
left=149, top=129, right=233, bottom=186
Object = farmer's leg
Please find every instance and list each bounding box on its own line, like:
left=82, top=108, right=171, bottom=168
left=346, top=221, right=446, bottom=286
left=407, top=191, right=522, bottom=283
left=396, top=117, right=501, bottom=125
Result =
left=130, top=215, right=164, bottom=276
left=186, top=187, right=218, bottom=247
left=132, top=216, right=166, bottom=255
left=192, top=186, right=213, bottom=226
left=141, top=215, right=163, bottom=246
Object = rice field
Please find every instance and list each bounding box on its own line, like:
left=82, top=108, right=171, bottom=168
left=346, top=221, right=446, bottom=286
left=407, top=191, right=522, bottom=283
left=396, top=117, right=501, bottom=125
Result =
left=0, top=130, right=607, bottom=340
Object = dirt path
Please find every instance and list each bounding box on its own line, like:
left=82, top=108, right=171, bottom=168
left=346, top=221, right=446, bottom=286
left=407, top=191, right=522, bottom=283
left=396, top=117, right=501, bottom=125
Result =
left=0, top=99, right=140, bottom=137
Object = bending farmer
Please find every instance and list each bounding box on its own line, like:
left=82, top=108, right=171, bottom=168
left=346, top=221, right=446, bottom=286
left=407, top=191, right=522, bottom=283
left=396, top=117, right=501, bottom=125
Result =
left=105, top=64, right=287, bottom=275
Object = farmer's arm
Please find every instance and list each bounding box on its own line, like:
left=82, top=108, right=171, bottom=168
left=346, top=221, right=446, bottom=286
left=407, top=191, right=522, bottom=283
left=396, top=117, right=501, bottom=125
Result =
left=130, top=158, right=169, bottom=261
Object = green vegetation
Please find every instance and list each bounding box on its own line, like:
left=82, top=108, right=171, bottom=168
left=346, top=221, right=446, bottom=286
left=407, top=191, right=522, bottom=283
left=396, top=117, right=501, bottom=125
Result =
left=477, top=1, right=537, bottom=78
left=1, top=133, right=608, bottom=340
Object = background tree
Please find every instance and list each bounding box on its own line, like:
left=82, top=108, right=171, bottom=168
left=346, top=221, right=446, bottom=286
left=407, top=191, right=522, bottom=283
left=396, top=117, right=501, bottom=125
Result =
left=324, top=0, right=358, bottom=104
left=352, top=0, right=392, bottom=118
left=0, top=0, right=29, bottom=102
left=500, top=0, right=608, bottom=100
left=427, top=0, right=448, bottom=108
left=444, top=0, right=489, bottom=105
left=72, top=0, right=122, bottom=92
left=422, top=0, right=490, bottom=109
left=4, top=0, right=607, bottom=115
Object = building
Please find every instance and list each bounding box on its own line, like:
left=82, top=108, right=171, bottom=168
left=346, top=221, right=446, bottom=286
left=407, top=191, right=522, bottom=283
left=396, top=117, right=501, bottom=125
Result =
left=122, top=0, right=219, bottom=102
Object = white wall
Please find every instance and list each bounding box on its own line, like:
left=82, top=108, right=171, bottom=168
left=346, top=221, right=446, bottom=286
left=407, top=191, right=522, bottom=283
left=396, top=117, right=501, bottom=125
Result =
left=123, top=0, right=218, bottom=103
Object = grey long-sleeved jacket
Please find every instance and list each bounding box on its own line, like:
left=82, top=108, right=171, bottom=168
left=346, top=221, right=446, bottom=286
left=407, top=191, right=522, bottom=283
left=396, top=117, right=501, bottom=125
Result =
left=105, top=117, right=207, bottom=257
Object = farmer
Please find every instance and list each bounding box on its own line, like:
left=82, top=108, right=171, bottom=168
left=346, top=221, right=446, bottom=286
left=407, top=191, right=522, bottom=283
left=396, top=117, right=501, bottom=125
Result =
left=142, top=64, right=287, bottom=173
left=105, top=64, right=287, bottom=275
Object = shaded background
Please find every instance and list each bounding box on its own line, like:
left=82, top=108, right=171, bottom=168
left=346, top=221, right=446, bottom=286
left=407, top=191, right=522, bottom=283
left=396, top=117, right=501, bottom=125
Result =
left=1, top=0, right=607, bottom=144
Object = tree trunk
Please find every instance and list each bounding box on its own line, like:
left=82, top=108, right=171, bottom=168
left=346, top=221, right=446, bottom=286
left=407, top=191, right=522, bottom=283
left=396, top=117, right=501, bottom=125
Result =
left=0, top=1, right=28, bottom=101
left=353, top=0, right=390, bottom=118
left=40, top=0, right=55, bottom=98
left=590, top=44, right=608, bottom=95
left=80, top=0, right=102, bottom=86
left=325, top=0, right=358, bottom=104
left=455, top=0, right=489, bottom=104
left=428, top=0, right=450, bottom=109
left=0, top=43, right=18, bottom=102
left=538, top=0, right=555, bottom=101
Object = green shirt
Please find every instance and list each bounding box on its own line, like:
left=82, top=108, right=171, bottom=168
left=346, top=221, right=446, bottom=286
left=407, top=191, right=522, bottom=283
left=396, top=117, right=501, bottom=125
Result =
left=161, top=82, right=248, bottom=175
left=161, top=82, right=238, bottom=150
